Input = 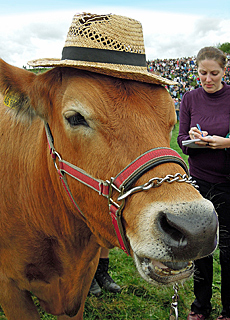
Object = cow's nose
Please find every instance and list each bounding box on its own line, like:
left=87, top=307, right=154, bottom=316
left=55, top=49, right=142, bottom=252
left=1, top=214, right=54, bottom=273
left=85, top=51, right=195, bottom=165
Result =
left=158, top=212, right=188, bottom=247
left=157, top=210, right=218, bottom=260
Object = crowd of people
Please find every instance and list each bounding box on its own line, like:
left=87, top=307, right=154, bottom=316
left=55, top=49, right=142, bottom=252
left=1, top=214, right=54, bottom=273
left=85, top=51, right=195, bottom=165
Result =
left=147, top=55, right=230, bottom=119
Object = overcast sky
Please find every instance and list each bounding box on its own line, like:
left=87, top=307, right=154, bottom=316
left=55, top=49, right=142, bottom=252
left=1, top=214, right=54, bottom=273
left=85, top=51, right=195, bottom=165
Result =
left=1, top=0, right=230, bottom=68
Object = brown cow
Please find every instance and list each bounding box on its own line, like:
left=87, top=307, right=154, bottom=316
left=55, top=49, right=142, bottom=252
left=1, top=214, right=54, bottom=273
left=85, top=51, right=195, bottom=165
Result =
left=0, top=13, right=217, bottom=320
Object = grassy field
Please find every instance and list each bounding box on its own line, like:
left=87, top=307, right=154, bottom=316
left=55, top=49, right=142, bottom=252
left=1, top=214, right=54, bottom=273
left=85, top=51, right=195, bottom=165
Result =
left=0, top=123, right=222, bottom=319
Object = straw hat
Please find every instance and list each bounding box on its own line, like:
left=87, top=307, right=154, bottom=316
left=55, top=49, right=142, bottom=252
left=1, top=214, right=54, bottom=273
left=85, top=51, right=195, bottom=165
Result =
left=28, top=12, right=176, bottom=86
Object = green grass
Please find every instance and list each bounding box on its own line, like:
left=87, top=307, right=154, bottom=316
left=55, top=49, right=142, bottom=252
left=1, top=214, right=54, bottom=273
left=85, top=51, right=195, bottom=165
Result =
left=0, top=123, right=222, bottom=319
left=170, top=122, right=189, bottom=165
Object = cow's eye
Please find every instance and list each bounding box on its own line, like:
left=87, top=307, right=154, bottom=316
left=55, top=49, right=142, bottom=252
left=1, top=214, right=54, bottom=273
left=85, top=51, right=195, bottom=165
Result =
left=66, top=113, right=89, bottom=127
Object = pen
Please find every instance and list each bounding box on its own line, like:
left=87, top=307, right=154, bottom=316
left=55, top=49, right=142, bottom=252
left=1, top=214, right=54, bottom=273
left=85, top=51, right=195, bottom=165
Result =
left=196, top=123, right=204, bottom=137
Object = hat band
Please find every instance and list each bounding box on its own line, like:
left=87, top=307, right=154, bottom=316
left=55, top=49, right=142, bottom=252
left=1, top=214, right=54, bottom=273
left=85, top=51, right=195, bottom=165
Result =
left=62, top=46, right=146, bottom=66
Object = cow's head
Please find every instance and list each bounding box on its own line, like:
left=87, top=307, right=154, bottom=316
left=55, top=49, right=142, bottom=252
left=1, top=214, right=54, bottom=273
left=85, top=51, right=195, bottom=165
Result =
left=0, top=60, right=217, bottom=289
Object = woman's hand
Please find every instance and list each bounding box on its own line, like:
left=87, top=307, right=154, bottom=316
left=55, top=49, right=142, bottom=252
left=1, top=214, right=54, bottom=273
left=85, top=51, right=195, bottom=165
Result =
left=188, top=127, right=230, bottom=149
left=189, top=127, right=208, bottom=140
left=197, top=135, right=230, bottom=149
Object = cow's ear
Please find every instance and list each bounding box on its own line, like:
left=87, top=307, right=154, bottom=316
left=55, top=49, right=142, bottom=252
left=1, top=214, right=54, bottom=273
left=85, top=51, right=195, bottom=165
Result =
left=0, top=59, right=62, bottom=121
left=29, top=67, right=62, bottom=121
left=0, top=59, right=37, bottom=120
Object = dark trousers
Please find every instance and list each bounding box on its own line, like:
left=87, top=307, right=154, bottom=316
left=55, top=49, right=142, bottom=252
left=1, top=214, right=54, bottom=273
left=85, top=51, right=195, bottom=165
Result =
left=191, top=177, right=230, bottom=317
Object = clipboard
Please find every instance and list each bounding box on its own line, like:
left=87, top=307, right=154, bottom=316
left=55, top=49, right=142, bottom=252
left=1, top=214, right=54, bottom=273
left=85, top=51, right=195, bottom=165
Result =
left=182, top=136, right=212, bottom=148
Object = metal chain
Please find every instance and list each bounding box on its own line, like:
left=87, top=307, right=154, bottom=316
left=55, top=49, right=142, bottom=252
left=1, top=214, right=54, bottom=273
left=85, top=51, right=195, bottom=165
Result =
left=169, top=283, right=179, bottom=320
left=118, top=173, right=198, bottom=201
left=142, top=173, right=198, bottom=189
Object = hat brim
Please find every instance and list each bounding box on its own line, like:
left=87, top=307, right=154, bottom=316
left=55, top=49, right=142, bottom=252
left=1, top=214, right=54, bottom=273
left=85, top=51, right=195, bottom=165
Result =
left=27, top=58, right=177, bottom=86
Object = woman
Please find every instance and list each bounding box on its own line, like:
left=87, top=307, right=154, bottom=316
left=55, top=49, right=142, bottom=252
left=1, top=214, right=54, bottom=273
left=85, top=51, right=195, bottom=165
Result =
left=177, top=46, right=230, bottom=320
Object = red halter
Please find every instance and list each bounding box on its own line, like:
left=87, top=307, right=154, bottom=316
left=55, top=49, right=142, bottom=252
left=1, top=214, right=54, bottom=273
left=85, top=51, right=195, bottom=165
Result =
left=45, top=123, right=193, bottom=255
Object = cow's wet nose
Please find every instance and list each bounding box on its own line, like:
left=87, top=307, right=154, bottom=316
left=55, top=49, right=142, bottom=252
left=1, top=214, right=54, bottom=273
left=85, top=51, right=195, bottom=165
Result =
left=158, top=213, right=188, bottom=247
left=157, top=210, right=218, bottom=260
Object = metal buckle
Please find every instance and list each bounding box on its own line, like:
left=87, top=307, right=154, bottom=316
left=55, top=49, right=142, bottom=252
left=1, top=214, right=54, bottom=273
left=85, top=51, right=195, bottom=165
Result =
left=107, top=178, right=125, bottom=215
left=52, top=150, right=62, bottom=172
left=107, top=178, right=131, bottom=255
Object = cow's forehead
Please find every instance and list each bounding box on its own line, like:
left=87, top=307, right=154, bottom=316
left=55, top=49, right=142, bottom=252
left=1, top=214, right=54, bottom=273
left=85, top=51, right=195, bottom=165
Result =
left=57, top=72, right=176, bottom=139
left=60, top=70, right=171, bottom=112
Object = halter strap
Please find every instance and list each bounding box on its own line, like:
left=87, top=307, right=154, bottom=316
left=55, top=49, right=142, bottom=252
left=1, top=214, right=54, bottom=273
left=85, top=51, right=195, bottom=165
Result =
left=112, top=147, right=188, bottom=190
left=45, top=123, right=190, bottom=256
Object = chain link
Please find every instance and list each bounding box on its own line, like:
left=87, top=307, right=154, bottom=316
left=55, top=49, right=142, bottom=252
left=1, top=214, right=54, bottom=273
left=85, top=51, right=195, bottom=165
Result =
left=118, top=173, right=198, bottom=201
left=143, top=173, right=197, bottom=189
left=169, top=283, right=179, bottom=320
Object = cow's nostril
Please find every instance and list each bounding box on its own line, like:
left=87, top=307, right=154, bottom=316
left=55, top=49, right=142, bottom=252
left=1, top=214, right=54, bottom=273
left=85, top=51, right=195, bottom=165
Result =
left=158, top=213, right=188, bottom=247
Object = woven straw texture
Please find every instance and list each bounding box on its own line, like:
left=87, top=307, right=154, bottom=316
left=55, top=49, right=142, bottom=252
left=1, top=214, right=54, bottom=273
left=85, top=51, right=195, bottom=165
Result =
left=65, top=13, right=145, bottom=54
left=28, top=13, right=177, bottom=86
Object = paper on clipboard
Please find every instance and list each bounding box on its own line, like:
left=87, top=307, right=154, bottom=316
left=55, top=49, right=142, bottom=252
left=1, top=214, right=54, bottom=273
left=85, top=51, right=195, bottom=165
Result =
left=182, top=136, right=212, bottom=148
left=182, top=139, right=204, bottom=148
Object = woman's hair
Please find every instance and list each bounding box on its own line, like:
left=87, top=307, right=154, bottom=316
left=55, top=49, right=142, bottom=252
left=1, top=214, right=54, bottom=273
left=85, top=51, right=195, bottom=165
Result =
left=196, top=46, right=227, bottom=69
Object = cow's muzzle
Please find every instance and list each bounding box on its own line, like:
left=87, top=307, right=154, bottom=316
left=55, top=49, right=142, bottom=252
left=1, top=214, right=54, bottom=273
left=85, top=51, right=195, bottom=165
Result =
left=132, top=199, right=218, bottom=285
left=157, top=209, right=218, bottom=260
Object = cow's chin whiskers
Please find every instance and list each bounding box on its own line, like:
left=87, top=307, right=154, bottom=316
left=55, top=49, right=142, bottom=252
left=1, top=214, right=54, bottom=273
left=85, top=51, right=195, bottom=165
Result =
left=133, top=254, right=194, bottom=285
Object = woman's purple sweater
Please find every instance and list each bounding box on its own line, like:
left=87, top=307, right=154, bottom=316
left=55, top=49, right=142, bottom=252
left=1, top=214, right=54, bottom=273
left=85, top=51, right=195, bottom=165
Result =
left=177, top=82, right=230, bottom=183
